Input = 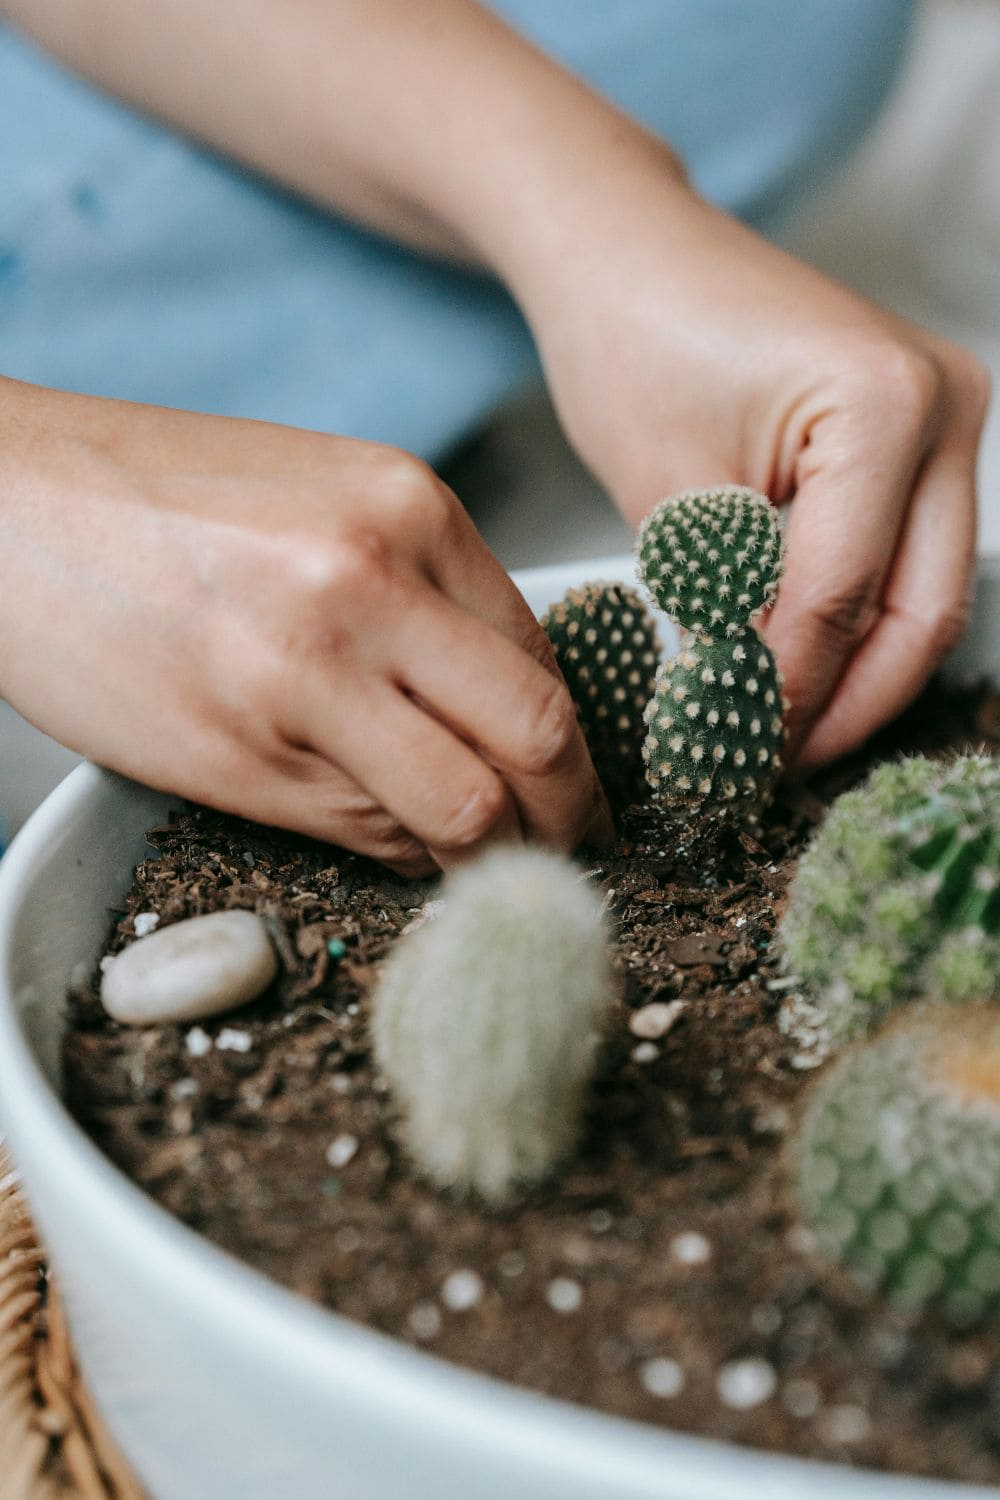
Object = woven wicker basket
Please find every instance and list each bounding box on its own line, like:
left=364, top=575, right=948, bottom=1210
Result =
left=0, top=1148, right=146, bottom=1500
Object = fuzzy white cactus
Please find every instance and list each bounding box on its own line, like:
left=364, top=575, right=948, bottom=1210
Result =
left=371, top=846, right=614, bottom=1204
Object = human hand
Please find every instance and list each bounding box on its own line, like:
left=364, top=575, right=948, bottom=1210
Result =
left=0, top=380, right=611, bottom=874
left=505, top=162, right=990, bottom=769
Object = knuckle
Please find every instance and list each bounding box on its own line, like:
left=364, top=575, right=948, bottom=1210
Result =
left=867, top=345, right=942, bottom=434
left=806, top=577, right=882, bottom=652
left=289, top=527, right=394, bottom=609
left=516, top=677, right=580, bottom=776
left=377, top=449, right=453, bottom=532
left=434, top=779, right=508, bottom=854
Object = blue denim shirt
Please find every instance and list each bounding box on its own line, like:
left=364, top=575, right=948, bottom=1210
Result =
left=0, top=1, right=914, bottom=458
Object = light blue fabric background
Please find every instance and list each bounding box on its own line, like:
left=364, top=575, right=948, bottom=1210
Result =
left=0, top=1, right=915, bottom=460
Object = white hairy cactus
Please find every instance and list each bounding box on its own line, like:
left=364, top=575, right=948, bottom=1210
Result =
left=371, top=846, right=614, bottom=1204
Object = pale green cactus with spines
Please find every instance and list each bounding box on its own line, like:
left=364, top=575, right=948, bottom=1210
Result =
left=371, top=846, right=613, bottom=1205
left=782, top=753, right=1000, bottom=1043
left=636, top=486, right=787, bottom=816
left=542, top=582, right=661, bottom=801
left=795, top=1007, right=1000, bottom=1326
left=637, top=485, right=783, bottom=635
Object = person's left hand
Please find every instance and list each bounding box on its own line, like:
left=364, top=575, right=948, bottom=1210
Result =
left=509, top=160, right=990, bottom=769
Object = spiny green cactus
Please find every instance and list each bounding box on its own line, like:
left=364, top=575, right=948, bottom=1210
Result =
left=795, top=1007, right=1000, bottom=1326
left=782, top=753, right=1000, bottom=1043
left=542, top=582, right=661, bottom=801
left=641, top=636, right=784, bottom=805
left=637, top=485, right=783, bottom=635
left=371, top=846, right=613, bottom=1204
left=637, top=486, right=787, bottom=815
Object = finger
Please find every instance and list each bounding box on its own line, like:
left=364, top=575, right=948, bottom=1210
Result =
left=426, top=498, right=615, bottom=840
left=763, top=397, right=933, bottom=760
left=796, top=424, right=978, bottom=769
left=428, top=498, right=564, bottom=676
left=161, top=729, right=440, bottom=876
left=388, top=586, right=613, bottom=852
left=298, top=677, right=525, bottom=870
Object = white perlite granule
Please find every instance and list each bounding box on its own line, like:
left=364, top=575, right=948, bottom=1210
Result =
left=716, top=1357, right=777, bottom=1410
left=669, top=1230, right=712, bottom=1265
left=133, top=911, right=160, bottom=937
left=546, top=1277, right=583, bottom=1314
left=215, top=1027, right=252, bottom=1052
left=640, top=1358, right=686, bottom=1399
left=325, top=1134, right=358, bottom=1169
left=441, top=1269, right=484, bottom=1312
left=184, top=1026, right=211, bottom=1058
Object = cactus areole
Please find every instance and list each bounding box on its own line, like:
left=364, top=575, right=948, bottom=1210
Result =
left=637, top=485, right=787, bottom=816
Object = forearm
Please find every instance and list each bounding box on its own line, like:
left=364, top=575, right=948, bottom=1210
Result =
left=1, top=0, right=686, bottom=274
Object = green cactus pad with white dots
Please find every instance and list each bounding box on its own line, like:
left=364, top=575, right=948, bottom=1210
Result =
left=796, top=1008, right=1000, bottom=1326
left=642, top=635, right=784, bottom=809
left=782, top=753, right=1000, bottom=1043
left=637, top=486, right=784, bottom=634
left=542, top=582, right=661, bottom=801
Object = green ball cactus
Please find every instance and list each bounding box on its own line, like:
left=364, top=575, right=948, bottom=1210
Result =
left=371, top=846, right=613, bottom=1205
left=641, top=636, right=784, bottom=806
left=782, top=753, right=1000, bottom=1043
left=795, top=1007, right=1000, bottom=1326
left=542, top=582, right=661, bottom=801
left=636, top=485, right=787, bottom=816
left=637, top=485, right=783, bottom=635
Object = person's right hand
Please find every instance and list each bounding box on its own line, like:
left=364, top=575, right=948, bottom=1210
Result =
left=0, top=379, right=611, bottom=875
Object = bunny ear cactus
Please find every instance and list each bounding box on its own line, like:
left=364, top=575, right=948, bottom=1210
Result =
left=795, top=1007, right=1000, bottom=1327
left=637, top=486, right=786, bottom=816
left=371, top=846, right=614, bottom=1205
left=542, top=582, right=661, bottom=802
left=782, top=753, right=1000, bottom=1044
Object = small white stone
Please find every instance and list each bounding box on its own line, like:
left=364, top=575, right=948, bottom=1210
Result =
left=185, top=1026, right=212, bottom=1058
left=100, top=910, right=277, bottom=1026
left=441, top=1269, right=483, bottom=1312
left=631, top=1041, right=660, bottom=1064
left=629, top=1000, right=687, bottom=1040
left=546, top=1277, right=583, bottom=1313
left=216, top=1027, right=252, bottom=1053
left=169, top=1077, right=198, bottom=1101
left=640, top=1358, right=686, bottom=1399
left=669, top=1231, right=712, bottom=1266
left=408, top=1301, right=442, bottom=1341
left=325, top=1133, right=358, bottom=1169
left=716, top=1357, right=777, bottom=1410
left=133, top=911, right=160, bottom=937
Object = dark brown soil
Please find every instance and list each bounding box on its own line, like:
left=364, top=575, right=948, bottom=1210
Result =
left=63, top=681, right=1000, bottom=1483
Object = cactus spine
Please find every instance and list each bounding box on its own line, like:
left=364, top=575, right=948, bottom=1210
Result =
left=782, top=753, right=1000, bottom=1043
left=542, top=582, right=661, bottom=802
left=795, top=1007, right=1000, bottom=1326
left=637, top=486, right=786, bottom=815
left=371, top=846, right=613, bottom=1204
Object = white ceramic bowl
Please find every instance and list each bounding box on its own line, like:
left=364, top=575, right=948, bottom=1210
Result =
left=0, top=555, right=996, bottom=1500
